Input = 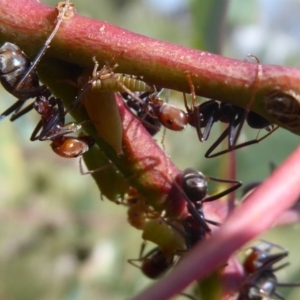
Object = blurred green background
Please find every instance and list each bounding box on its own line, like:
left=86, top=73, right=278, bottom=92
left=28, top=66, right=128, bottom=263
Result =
left=0, top=0, right=300, bottom=299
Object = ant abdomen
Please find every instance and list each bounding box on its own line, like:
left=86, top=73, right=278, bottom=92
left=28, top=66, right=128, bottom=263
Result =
left=0, top=42, right=39, bottom=96
left=140, top=248, right=174, bottom=279
left=51, top=136, right=95, bottom=158
left=155, top=103, right=188, bottom=131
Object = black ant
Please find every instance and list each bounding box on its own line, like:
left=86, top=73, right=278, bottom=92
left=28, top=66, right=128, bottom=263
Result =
left=0, top=1, right=73, bottom=123
left=121, top=88, right=190, bottom=146
left=174, top=168, right=241, bottom=248
left=122, top=88, right=190, bottom=137
left=128, top=242, right=175, bottom=279
left=129, top=58, right=275, bottom=157
left=8, top=65, right=95, bottom=158
left=183, top=70, right=278, bottom=158
left=124, top=67, right=276, bottom=158
left=122, top=91, right=161, bottom=136
left=239, top=240, right=300, bottom=300
left=32, top=94, right=94, bottom=158
left=0, top=1, right=93, bottom=159
left=128, top=242, right=198, bottom=299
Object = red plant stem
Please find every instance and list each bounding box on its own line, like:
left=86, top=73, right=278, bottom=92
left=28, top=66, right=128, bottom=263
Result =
left=1, top=0, right=300, bottom=135
left=116, top=94, right=187, bottom=217
left=133, top=145, right=300, bottom=300
left=0, top=1, right=299, bottom=298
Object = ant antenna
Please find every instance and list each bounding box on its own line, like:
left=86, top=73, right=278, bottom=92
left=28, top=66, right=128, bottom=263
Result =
left=15, top=0, right=74, bottom=91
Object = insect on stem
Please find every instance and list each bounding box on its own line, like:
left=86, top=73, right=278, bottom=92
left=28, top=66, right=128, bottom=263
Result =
left=15, top=0, right=75, bottom=91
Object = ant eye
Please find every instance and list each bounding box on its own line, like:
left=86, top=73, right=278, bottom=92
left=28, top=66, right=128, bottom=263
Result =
left=184, top=59, right=276, bottom=158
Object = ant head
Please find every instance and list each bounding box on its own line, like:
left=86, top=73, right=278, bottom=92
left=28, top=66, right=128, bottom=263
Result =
left=182, top=168, right=208, bottom=203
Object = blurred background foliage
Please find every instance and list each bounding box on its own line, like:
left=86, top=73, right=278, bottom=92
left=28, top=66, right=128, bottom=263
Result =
left=0, top=0, right=300, bottom=299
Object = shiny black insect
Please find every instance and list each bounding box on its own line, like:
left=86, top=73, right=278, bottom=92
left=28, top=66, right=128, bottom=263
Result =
left=32, top=91, right=95, bottom=158
left=175, top=168, right=241, bottom=248
left=128, top=243, right=174, bottom=279
left=198, top=101, right=276, bottom=158
left=122, top=91, right=161, bottom=136
left=239, top=241, right=300, bottom=300
left=124, top=81, right=276, bottom=158
left=0, top=1, right=72, bottom=123
left=183, top=74, right=276, bottom=158
left=0, top=42, right=94, bottom=158
left=123, top=88, right=189, bottom=136
left=0, top=42, right=49, bottom=122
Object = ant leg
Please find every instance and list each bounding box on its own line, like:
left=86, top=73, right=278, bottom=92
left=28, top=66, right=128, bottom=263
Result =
left=201, top=111, right=217, bottom=141
left=10, top=101, right=36, bottom=122
left=185, top=73, right=208, bottom=141
left=79, top=156, right=113, bottom=175
left=207, top=125, right=278, bottom=158
left=202, top=175, right=242, bottom=202
left=206, top=57, right=263, bottom=158
left=123, top=94, right=160, bottom=135
left=30, top=120, right=44, bottom=141
left=232, top=56, right=262, bottom=146
left=204, top=114, right=242, bottom=158
left=30, top=97, right=66, bottom=141
left=127, top=241, right=151, bottom=268
left=65, top=56, right=102, bottom=114
left=185, top=72, right=196, bottom=109
left=0, top=100, right=29, bottom=122
left=196, top=100, right=222, bottom=142
left=205, top=218, right=220, bottom=227
left=111, top=74, right=157, bottom=119
left=173, top=179, right=212, bottom=232
left=183, top=93, right=191, bottom=114
left=230, top=126, right=278, bottom=151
